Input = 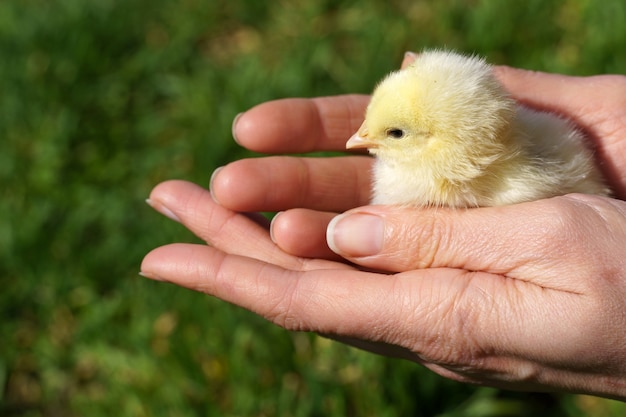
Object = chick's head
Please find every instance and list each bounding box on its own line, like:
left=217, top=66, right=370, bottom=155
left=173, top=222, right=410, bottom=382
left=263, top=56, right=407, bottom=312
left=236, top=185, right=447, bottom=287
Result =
left=348, top=51, right=517, bottom=181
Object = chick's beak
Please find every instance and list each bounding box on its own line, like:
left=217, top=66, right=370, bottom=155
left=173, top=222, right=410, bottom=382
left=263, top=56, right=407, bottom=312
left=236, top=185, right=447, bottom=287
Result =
left=346, top=123, right=377, bottom=150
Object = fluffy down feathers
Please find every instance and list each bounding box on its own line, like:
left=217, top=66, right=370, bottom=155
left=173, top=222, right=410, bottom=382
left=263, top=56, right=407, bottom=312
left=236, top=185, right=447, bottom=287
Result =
left=347, top=50, right=610, bottom=207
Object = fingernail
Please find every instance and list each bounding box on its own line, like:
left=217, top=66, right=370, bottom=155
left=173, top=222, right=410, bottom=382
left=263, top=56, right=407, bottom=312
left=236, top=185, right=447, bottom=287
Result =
left=326, top=213, right=384, bottom=257
left=209, top=166, right=223, bottom=204
left=139, top=271, right=167, bottom=282
left=269, top=211, right=283, bottom=244
left=232, top=112, right=244, bottom=144
left=145, top=198, right=181, bottom=223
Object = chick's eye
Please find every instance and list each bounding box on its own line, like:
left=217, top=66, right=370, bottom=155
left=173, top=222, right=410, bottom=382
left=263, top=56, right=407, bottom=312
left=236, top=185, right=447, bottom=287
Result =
left=386, top=128, right=405, bottom=139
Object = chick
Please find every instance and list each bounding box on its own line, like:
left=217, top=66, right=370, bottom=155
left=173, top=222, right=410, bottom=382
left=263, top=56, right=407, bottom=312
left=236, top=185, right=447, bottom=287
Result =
left=347, top=50, right=610, bottom=207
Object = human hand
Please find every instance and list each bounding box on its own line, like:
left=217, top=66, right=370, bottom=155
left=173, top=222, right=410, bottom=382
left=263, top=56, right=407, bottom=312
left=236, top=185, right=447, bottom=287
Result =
left=142, top=182, right=626, bottom=400
left=141, top=63, right=626, bottom=399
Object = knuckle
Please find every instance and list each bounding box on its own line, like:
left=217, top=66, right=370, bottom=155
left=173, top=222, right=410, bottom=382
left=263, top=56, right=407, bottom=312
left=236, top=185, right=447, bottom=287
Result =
left=521, top=198, right=582, bottom=254
left=411, top=276, right=491, bottom=366
left=387, top=211, right=452, bottom=269
left=263, top=280, right=305, bottom=331
left=262, top=276, right=322, bottom=333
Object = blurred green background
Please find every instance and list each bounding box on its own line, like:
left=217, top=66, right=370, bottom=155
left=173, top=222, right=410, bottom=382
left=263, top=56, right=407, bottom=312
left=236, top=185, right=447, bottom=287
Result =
left=2, top=0, right=626, bottom=415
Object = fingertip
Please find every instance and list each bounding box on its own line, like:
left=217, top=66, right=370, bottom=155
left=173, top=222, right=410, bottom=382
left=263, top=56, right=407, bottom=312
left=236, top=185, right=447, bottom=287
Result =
left=209, top=166, right=224, bottom=205
left=146, top=198, right=181, bottom=223
left=146, top=180, right=218, bottom=227
left=401, top=51, right=418, bottom=69
left=325, top=214, right=342, bottom=255
left=230, top=100, right=301, bottom=152
left=148, top=179, right=197, bottom=203
left=139, top=270, right=166, bottom=282
left=231, top=110, right=253, bottom=148
left=206, top=160, right=261, bottom=210
left=231, top=112, right=244, bottom=145
left=271, top=208, right=341, bottom=259
left=146, top=180, right=197, bottom=223
left=269, top=211, right=283, bottom=244
left=140, top=246, right=172, bottom=282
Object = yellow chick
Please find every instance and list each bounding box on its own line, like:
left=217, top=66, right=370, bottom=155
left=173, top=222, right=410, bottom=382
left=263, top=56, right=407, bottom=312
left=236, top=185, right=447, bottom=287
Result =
left=347, top=50, right=610, bottom=207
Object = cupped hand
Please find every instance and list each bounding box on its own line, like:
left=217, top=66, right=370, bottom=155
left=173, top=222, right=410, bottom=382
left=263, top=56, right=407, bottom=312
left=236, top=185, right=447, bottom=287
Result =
left=141, top=63, right=626, bottom=399
left=141, top=181, right=626, bottom=399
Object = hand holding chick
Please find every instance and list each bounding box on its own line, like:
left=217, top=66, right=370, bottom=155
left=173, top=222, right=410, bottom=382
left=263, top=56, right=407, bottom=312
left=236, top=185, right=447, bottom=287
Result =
left=348, top=50, right=610, bottom=207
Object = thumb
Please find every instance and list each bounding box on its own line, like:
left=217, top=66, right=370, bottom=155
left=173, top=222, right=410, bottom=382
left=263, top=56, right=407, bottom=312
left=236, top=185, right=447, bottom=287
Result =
left=326, top=197, right=595, bottom=291
left=326, top=204, right=523, bottom=273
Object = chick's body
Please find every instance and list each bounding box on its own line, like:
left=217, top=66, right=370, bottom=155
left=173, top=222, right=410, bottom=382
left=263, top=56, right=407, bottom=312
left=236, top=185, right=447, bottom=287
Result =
left=347, top=50, right=609, bottom=207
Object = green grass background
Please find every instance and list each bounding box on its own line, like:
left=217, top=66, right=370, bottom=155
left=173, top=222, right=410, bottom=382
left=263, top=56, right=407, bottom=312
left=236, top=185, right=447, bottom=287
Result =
left=2, top=0, right=626, bottom=415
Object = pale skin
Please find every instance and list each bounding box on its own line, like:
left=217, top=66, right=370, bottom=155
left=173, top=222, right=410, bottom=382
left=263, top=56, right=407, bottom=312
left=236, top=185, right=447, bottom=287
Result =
left=141, top=56, right=626, bottom=400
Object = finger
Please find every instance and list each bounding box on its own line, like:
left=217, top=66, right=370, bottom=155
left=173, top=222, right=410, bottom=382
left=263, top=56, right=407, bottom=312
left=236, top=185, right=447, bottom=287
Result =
left=141, top=243, right=388, bottom=335
left=147, top=179, right=346, bottom=271
left=493, top=66, right=624, bottom=130
left=140, top=243, right=600, bottom=392
left=493, top=66, right=586, bottom=115
left=210, top=155, right=373, bottom=212
left=495, top=66, right=626, bottom=199
left=400, top=51, right=418, bottom=69
left=270, top=209, right=341, bottom=260
left=140, top=242, right=469, bottom=358
left=326, top=195, right=618, bottom=293
left=233, top=95, right=370, bottom=153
